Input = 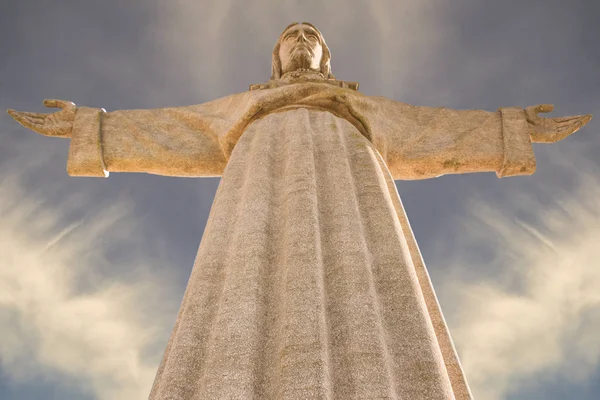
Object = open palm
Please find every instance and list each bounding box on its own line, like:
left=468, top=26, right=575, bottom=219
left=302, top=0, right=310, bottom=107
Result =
left=525, top=104, right=592, bottom=143
left=7, top=99, right=77, bottom=138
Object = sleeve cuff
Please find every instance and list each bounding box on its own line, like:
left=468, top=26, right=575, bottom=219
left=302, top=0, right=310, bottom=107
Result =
left=67, top=107, right=109, bottom=177
left=496, top=107, right=536, bottom=178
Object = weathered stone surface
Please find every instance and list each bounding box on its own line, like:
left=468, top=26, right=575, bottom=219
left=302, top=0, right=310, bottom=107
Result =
left=6, top=21, right=592, bottom=400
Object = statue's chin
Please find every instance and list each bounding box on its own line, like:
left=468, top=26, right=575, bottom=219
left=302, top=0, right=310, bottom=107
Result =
left=293, top=50, right=313, bottom=62
left=284, top=54, right=315, bottom=71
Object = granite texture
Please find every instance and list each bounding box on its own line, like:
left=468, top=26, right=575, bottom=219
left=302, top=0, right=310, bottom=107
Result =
left=59, top=78, right=543, bottom=399
left=66, top=80, right=536, bottom=182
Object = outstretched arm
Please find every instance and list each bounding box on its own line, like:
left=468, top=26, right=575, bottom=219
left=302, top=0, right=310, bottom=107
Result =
left=8, top=99, right=228, bottom=178
left=361, top=97, right=592, bottom=180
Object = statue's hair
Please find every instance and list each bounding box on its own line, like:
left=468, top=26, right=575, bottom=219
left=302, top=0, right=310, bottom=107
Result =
left=271, top=22, right=335, bottom=80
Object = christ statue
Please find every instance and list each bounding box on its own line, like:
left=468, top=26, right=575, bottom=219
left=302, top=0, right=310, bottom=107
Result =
left=8, top=22, right=592, bottom=400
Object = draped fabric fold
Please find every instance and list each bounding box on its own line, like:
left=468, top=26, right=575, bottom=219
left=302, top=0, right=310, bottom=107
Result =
left=64, top=80, right=539, bottom=399
left=149, top=107, right=462, bottom=399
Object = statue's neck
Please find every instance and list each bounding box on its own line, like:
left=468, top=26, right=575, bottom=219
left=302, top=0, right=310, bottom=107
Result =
left=249, top=69, right=359, bottom=91
left=280, top=68, right=324, bottom=81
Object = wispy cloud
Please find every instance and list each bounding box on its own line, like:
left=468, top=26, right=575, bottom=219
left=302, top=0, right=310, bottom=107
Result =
left=438, top=147, right=600, bottom=399
left=0, top=161, right=177, bottom=399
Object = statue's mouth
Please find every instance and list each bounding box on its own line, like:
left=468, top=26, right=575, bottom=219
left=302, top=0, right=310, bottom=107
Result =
left=293, top=44, right=312, bottom=55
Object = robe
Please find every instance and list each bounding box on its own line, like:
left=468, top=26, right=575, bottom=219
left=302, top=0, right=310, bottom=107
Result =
left=67, top=79, right=536, bottom=400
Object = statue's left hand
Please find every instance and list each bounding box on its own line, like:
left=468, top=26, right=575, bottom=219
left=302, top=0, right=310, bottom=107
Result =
left=525, top=104, right=592, bottom=143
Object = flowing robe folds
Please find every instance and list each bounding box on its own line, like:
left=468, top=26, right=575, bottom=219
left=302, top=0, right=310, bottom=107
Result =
left=67, top=81, right=536, bottom=400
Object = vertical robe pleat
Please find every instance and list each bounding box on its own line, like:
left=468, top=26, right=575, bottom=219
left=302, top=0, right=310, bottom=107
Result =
left=149, top=108, right=460, bottom=399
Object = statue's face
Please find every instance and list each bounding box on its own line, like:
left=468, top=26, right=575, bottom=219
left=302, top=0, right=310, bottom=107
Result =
left=278, top=24, right=323, bottom=75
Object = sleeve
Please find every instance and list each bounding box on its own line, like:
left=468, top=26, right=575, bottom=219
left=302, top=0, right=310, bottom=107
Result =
left=67, top=105, right=228, bottom=178
left=362, top=97, right=536, bottom=180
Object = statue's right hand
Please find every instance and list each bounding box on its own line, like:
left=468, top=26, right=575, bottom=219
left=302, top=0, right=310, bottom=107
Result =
left=7, top=99, right=77, bottom=138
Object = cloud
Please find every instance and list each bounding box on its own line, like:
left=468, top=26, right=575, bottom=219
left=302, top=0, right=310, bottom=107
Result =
left=437, top=146, right=600, bottom=399
left=0, top=160, right=178, bottom=399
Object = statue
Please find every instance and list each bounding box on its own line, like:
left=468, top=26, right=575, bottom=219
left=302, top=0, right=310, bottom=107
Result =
left=7, top=22, right=592, bottom=400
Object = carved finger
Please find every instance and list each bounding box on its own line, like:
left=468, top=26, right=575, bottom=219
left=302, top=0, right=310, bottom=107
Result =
left=552, top=116, right=580, bottom=124
left=16, top=110, right=46, bottom=120
left=554, top=114, right=592, bottom=124
left=581, top=114, right=593, bottom=126
left=43, top=99, right=75, bottom=109
left=6, top=109, right=19, bottom=120
left=558, top=121, right=583, bottom=136
left=525, top=104, right=555, bottom=125
left=7, top=110, right=44, bottom=125
left=535, top=104, right=555, bottom=114
left=7, top=110, right=58, bottom=137
left=11, top=114, right=47, bottom=133
left=557, top=115, right=593, bottom=133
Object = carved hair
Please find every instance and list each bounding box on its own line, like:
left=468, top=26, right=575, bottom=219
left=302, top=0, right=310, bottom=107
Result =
left=271, top=22, right=335, bottom=80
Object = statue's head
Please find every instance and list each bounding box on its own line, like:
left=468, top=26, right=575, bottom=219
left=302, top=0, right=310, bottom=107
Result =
left=271, top=22, right=335, bottom=80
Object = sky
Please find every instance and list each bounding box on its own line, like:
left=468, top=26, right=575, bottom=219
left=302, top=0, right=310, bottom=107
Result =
left=0, top=1, right=598, bottom=399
